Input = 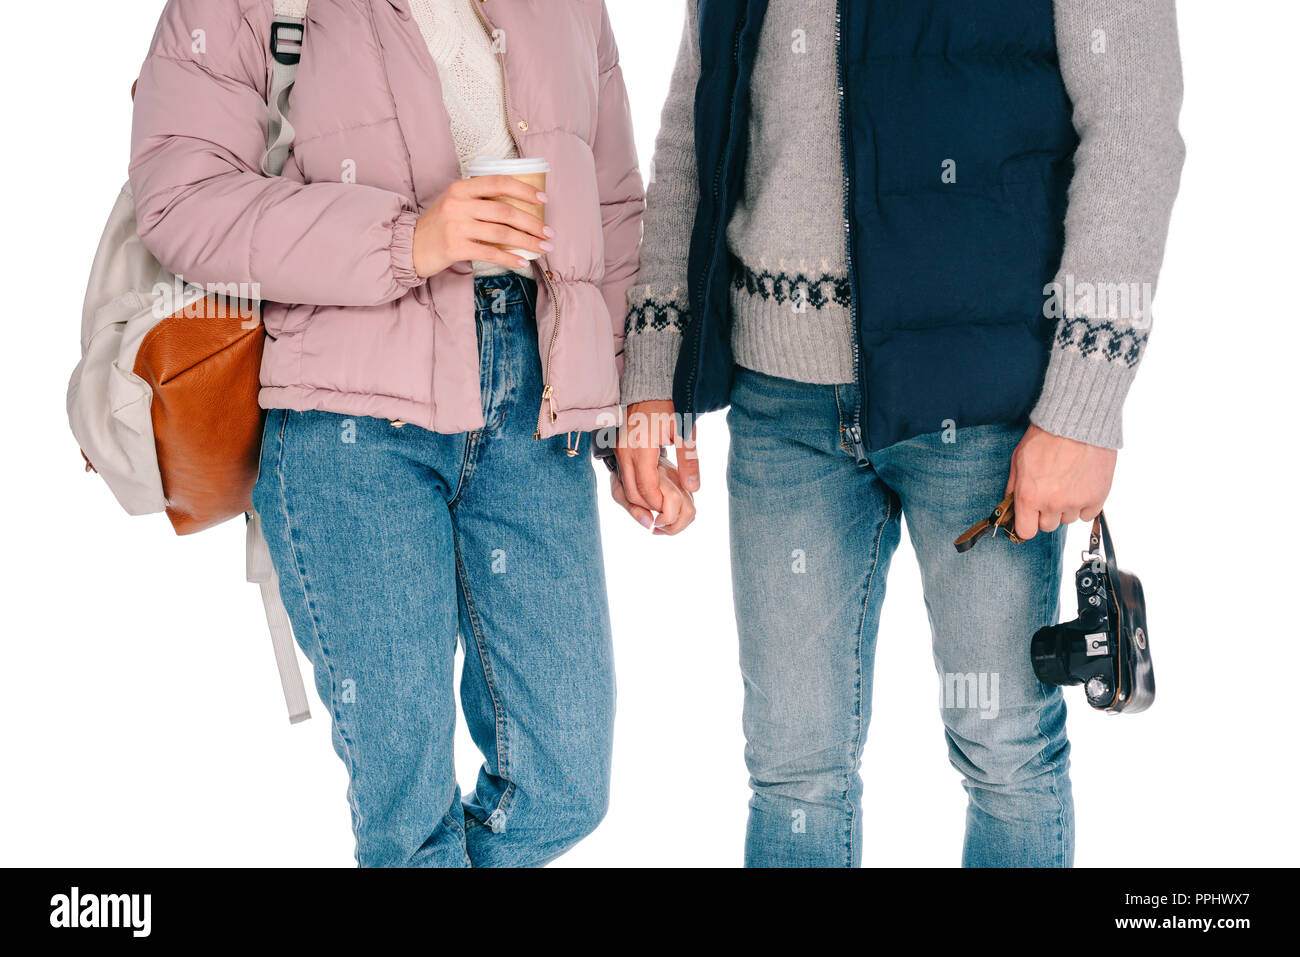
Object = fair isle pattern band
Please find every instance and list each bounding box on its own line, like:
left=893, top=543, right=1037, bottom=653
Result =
left=627, top=298, right=691, bottom=336
left=1053, top=315, right=1149, bottom=368
left=731, top=263, right=852, bottom=312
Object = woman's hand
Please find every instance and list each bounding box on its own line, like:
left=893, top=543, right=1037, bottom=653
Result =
left=412, top=176, right=554, bottom=278
left=610, top=455, right=697, bottom=536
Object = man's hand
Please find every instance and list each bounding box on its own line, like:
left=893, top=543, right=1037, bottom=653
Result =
left=1007, top=424, right=1117, bottom=541
left=613, top=400, right=700, bottom=531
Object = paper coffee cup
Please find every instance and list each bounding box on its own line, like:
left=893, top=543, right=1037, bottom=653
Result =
left=466, top=156, right=550, bottom=261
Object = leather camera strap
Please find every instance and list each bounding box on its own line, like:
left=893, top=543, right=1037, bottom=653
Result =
left=953, top=492, right=1025, bottom=553
left=1088, top=511, right=1117, bottom=573
left=957, top=498, right=1115, bottom=558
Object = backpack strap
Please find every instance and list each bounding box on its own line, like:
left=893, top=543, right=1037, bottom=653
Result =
left=261, top=0, right=311, bottom=177
left=247, top=512, right=312, bottom=724
left=246, top=0, right=313, bottom=723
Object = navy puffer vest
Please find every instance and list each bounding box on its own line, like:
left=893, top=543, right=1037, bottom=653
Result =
left=677, top=0, right=1078, bottom=453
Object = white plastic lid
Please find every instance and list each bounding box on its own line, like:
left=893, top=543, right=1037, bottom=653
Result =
left=467, top=156, right=551, bottom=177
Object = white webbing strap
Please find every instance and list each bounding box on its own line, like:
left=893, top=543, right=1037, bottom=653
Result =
left=247, top=512, right=312, bottom=724
left=261, top=0, right=310, bottom=176
left=247, top=0, right=312, bottom=724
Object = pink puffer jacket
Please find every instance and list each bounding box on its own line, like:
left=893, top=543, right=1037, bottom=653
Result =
left=129, top=0, right=643, bottom=439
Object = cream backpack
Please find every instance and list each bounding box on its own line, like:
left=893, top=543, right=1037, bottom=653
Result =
left=67, top=0, right=314, bottom=723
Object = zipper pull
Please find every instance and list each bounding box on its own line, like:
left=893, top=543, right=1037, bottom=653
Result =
left=846, top=424, right=870, bottom=468
left=535, top=385, right=559, bottom=441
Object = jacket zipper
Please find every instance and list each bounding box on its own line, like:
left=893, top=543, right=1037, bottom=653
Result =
left=836, top=1, right=869, bottom=466
left=470, top=0, right=570, bottom=450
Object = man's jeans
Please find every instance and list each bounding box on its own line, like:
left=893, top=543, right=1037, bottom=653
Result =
left=728, top=368, right=1073, bottom=868
left=252, top=275, right=616, bottom=867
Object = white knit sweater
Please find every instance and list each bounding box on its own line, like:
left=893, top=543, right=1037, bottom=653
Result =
left=409, top=0, right=524, bottom=277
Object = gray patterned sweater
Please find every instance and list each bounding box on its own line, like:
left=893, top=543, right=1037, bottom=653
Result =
left=623, top=0, right=1186, bottom=449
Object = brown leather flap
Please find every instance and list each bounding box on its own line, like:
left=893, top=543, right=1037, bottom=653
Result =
left=133, top=299, right=267, bottom=536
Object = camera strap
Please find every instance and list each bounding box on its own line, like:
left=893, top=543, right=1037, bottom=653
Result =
left=1085, top=512, right=1119, bottom=575
left=953, top=492, right=1025, bottom=552
left=954, top=496, right=1115, bottom=558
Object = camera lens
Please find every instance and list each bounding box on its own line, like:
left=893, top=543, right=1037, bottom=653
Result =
left=1030, top=625, right=1074, bottom=686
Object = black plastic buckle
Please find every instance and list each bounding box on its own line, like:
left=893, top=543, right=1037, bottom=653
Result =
left=270, top=21, right=305, bottom=66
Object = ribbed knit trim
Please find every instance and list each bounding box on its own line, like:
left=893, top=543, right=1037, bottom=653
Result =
left=729, top=281, right=855, bottom=386
left=620, top=325, right=681, bottom=405
left=1030, top=346, right=1136, bottom=450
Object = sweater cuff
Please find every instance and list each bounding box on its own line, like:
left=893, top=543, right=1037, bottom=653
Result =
left=620, top=325, right=682, bottom=406
left=621, top=293, right=689, bottom=406
left=1030, top=348, right=1137, bottom=450
left=390, top=210, right=421, bottom=288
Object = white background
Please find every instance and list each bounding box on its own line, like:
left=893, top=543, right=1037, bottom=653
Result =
left=1, top=1, right=1295, bottom=868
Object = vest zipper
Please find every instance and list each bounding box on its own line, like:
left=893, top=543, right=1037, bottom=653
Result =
left=470, top=0, right=568, bottom=450
left=685, top=17, right=745, bottom=417
left=836, top=1, right=869, bottom=466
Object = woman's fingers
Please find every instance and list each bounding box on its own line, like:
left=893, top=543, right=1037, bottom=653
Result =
left=471, top=200, right=552, bottom=240
left=459, top=174, right=548, bottom=207
left=609, top=457, right=696, bottom=535
left=468, top=221, right=551, bottom=257
left=462, top=241, right=531, bottom=272
left=610, top=471, right=655, bottom=530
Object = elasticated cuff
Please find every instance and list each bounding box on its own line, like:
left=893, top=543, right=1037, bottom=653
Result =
left=390, top=209, right=421, bottom=288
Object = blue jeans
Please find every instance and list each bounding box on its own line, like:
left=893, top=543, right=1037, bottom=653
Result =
left=252, top=275, right=615, bottom=867
left=728, top=369, right=1073, bottom=868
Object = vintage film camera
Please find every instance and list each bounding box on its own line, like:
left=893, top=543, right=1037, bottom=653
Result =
left=956, top=499, right=1155, bottom=714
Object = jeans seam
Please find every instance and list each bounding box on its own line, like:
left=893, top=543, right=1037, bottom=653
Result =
left=845, top=492, right=894, bottom=867
left=271, top=414, right=366, bottom=840
left=493, top=310, right=509, bottom=434
left=1031, top=679, right=1070, bottom=867
left=487, top=311, right=508, bottom=434
left=452, top=537, right=517, bottom=824
left=441, top=809, right=473, bottom=867
left=1027, top=530, right=1070, bottom=867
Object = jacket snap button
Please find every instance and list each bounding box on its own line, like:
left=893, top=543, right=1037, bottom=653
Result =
left=517, top=120, right=529, bottom=132
left=390, top=420, right=406, bottom=428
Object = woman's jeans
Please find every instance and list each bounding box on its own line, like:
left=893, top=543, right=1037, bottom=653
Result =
left=728, top=368, right=1073, bottom=868
left=252, top=275, right=615, bottom=867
